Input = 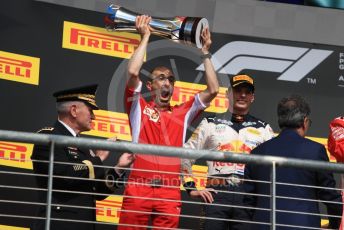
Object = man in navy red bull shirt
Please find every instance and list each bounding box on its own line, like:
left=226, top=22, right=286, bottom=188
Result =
left=182, top=74, right=274, bottom=229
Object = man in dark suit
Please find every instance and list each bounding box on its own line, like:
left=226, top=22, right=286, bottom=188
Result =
left=31, top=84, right=134, bottom=230
left=243, top=94, right=342, bottom=229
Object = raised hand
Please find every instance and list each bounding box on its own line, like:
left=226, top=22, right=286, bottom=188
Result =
left=135, top=15, right=153, bottom=38
left=200, top=26, right=211, bottom=54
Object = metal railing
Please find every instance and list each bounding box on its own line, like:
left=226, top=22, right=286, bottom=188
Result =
left=0, top=129, right=343, bottom=230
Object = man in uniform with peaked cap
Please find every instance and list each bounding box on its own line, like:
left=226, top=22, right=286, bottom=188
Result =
left=31, top=84, right=134, bottom=230
left=53, top=84, right=99, bottom=109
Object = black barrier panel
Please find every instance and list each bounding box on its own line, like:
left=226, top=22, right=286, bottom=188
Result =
left=0, top=0, right=343, bottom=229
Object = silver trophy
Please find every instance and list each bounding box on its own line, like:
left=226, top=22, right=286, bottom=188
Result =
left=104, top=5, right=209, bottom=49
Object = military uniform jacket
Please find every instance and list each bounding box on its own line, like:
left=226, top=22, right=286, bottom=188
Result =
left=31, top=121, right=121, bottom=230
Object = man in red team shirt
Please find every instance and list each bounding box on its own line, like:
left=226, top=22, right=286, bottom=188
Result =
left=118, top=15, right=219, bottom=229
left=328, top=116, right=344, bottom=230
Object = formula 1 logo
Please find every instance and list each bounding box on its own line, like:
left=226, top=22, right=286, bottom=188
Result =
left=197, top=41, right=333, bottom=82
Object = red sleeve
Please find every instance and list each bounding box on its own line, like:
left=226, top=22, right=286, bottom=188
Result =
left=124, top=82, right=144, bottom=115
left=174, top=93, right=206, bottom=126
left=328, top=117, right=344, bottom=162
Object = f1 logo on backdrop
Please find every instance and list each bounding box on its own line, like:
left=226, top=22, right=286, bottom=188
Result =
left=197, top=41, right=333, bottom=82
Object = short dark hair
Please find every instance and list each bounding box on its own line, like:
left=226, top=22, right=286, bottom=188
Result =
left=151, top=66, right=172, bottom=74
left=149, top=66, right=173, bottom=79
left=277, top=95, right=310, bottom=129
left=142, top=66, right=173, bottom=83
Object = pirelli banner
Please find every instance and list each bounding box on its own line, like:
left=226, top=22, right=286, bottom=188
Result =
left=0, top=1, right=344, bottom=229
left=0, top=51, right=40, bottom=85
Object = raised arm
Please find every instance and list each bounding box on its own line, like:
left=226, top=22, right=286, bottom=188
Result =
left=198, top=27, right=219, bottom=105
left=127, top=15, right=153, bottom=89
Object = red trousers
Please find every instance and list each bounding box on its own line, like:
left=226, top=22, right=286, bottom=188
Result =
left=118, top=184, right=181, bottom=229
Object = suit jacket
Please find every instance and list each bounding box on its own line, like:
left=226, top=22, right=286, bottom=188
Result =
left=243, top=129, right=342, bottom=230
left=31, top=121, right=121, bottom=230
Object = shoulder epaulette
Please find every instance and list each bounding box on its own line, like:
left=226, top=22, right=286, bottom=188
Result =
left=37, top=127, right=54, bottom=133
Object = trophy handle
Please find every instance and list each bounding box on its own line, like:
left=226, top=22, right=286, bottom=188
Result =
left=105, top=5, right=180, bottom=32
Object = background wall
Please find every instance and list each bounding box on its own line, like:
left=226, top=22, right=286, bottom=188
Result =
left=35, top=0, right=344, bottom=47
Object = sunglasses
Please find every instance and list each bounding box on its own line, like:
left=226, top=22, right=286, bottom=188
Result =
left=152, top=74, right=176, bottom=84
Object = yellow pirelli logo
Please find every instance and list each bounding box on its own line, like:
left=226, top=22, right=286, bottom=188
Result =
left=182, top=164, right=208, bottom=190
left=62, top=21, right=141, bottom=59
left=96, top=195, right=123, bottom=223
left=0, top=225, right=29, bottom=230
left=83, top=110, right=132, bottom=141
left=0, top=141, right=33, bottom=169
left=171, top=81, right=228, bottom=113
left=0, top=51, right=40, bottom=85
left=307, top=136, right=336, bottom=162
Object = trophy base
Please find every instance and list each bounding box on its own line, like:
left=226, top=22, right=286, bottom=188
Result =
left=179, top=17, right=209, bottom=49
